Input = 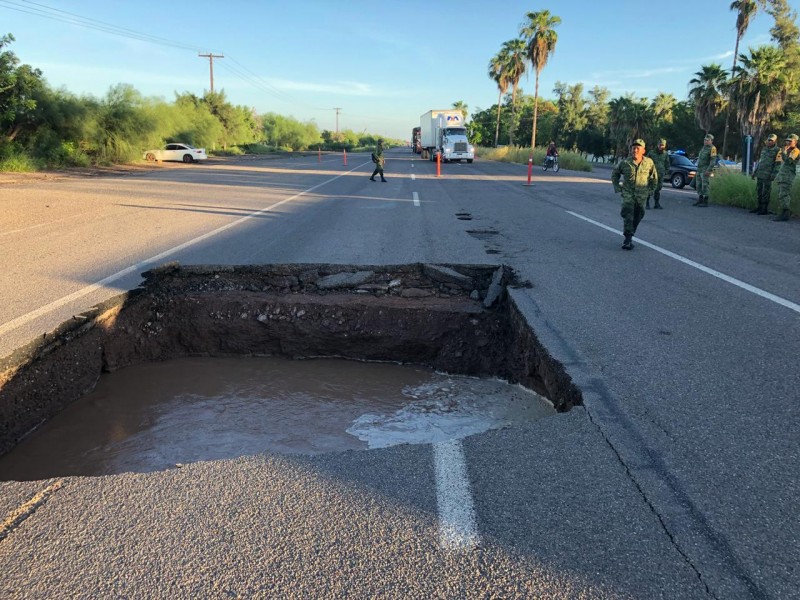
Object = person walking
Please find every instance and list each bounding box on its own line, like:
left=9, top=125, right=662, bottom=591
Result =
left=370, top=139, right=387, bottom=182
left=773, top=133, right=799, bottom=222
left=750, top=134, right=782, bottom=215
left=646, top=139, right=669, bottom=209
left=693, top=133, right=717, bottom=207
left=612, top=139, right=658, bottom=250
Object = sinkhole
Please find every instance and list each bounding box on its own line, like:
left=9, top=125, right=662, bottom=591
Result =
left=0, top=263, right=582, bottom=481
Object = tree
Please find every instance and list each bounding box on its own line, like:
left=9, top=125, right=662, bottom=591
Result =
left=731, top=45, right=791, bottom=151
left=688, top=64, right=729, bottom=134
left=608, top=95, right=653, bottom=158
left=0, top=33, right=46, bottom=143
left=552, top=81, right=587, bottom=149
left=487, top=52, right=509, bottom=147
left=722, top=1, right=764, bottom=157
left=452, top=100, right=468, bottom=121
left=520, top=10, right=560, bottom=150
left=499, top=38, right=527, bottom=146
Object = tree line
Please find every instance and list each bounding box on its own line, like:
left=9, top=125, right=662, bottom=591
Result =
left=0, top=33, right=396, bottom=169
left=469, top=1, right=800, bottom=162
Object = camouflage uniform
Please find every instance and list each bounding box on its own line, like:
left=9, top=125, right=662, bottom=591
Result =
left=773, top=133, right=799, bottom=221
left=694, top=134, right=717, bottom=207
left=612, top=139, right=658, bottom=248
left=370, top=140, right=386, bottom=182
left=751, top=134, right=782, bottom=215
left=646, top=140, right=670, bottom=209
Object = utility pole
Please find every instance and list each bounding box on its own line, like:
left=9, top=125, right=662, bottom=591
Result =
left=333, top=107, right=342, bottom=133
left=198, top=52, right=224, bottom=93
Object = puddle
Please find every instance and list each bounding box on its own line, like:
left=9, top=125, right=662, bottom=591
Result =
left=0, top=356, right=554, bottom=481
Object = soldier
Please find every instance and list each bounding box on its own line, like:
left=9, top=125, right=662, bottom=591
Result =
left=693, top=133, right=717, bottom=207
left=370, top=139, right=387, bottom=182
left=750, top=133, right=782, bottom=215
left=646, top=138, right=669, bottom=209
left=612, top=139, right=658, bottom=250
left=772, top=133, right=799, bottom=222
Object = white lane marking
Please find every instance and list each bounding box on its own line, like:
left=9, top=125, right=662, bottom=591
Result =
left=433, top=439, right=479, bottom=551
left=413, top=192, right=420, bottom=207
left=411, top=173, right=416, bottom=181
left=0, top=166, right=369, bottom=338
left=566, top=210, right=800, bottom=315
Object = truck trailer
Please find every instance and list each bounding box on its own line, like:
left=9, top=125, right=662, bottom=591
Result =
left=419, top=110, right=474, bottom=163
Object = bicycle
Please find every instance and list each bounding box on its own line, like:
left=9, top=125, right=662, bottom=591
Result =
left=543, top=154, right=560, bottom=172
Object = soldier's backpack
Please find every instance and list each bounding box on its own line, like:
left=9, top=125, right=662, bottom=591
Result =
left=371, top=152, right=378, bottom=163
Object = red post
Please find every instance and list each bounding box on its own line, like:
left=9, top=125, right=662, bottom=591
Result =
left=527, top=155, right=533, bottom=184
left=436, top=151, right=441, bottom=177
left=343, top=148, right=347, bottom=166
left=318, top=147, right=321, bottom=162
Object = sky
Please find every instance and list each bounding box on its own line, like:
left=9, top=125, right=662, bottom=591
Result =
left=0, top=0, right=789, bottom=141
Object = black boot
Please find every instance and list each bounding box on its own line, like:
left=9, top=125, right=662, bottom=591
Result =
left=645, top=196, right=651, bottom=209
left=772, top=208, right=790, bottom=221
left=698, top=195, right=709, bottom=207
left=693, top=195, right=703, bottom=206
left=381, top=177, right=387, bottom=182
left=369, top=177, right=375, bottom=181
left=654, top=192, right=662, bottom=209
left=756, top=203, right=769, bottom=215
left=622, top=234, right=633, bottom=250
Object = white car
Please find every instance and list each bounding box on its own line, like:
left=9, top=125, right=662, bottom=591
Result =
left=143, top=143, right=208, bottom=163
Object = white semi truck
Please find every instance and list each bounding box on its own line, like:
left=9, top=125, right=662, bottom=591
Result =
left=419, top=109, right=475, bottom=163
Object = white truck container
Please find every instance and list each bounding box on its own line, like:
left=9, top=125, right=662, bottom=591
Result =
left=419, top=109, right=474, bottom=163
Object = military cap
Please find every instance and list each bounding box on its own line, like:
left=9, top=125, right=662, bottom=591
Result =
left=658, top=139, right=667, bottom=146
left=786, top=133, right=799, bottom=141
left=704, top=133, right=714, bottom=141
left=631, top=138, right=645, bottom=147
left=767, top=134, right=778, bottom=142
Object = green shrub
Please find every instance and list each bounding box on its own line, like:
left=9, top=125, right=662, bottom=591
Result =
left=0, top=153, right=41, bottom=172
left=476, top=145, right=592, bottom=172
left=710, top=169, right=799, bottom=214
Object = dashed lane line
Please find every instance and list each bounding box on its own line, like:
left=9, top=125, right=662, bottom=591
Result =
left=433, top=439, right=479, bottom=551
left=566, top=210, right=800, bottom=315
left=413, top=192, right=420, bottom=207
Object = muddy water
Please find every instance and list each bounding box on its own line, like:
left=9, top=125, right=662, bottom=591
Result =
left=0, top=357, right=554, bottom=481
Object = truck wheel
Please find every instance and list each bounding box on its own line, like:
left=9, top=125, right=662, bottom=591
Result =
left=671, top=173, right=685, bottom=188
left=467, top=159, right=473, bottom=163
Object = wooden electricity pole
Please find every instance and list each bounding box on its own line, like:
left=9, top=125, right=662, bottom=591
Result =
left=199, top=52, right=224, bottom=92
left=333, top=107, right=342, bottom=133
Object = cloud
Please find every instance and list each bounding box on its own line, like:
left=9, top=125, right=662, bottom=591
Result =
left=265, top=78, right=382, bottom=96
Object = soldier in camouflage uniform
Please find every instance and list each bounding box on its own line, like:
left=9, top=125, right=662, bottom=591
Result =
left=370, top=139, right=387, bottom=182
left=646, top=138, right=669, bottom=209
left=772, top=133, right=799, bottom=222
left=693, top=133, right=717, bottom=207
left=612, top=139, right=658, bottom=250
left=750, top=133, right=782, bottom=215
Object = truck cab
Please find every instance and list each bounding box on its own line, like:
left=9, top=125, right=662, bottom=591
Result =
left=437, top=126, right=474, bottom=163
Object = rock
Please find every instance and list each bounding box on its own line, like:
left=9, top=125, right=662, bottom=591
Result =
left=401, top=288, right=433, bottom=298
left=470, top=290, right=480, bottom=301
left=317, top=271, right=374, bottom=290
left=483, top=267, right=504, bottom=308
left=422, top=264, right=472, bottom=289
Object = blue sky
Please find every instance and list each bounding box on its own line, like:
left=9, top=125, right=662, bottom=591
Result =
left=1, top=0, right=784, bottom=140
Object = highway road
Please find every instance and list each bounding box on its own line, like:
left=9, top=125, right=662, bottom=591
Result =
left=1, top=150, right=799, bottom=598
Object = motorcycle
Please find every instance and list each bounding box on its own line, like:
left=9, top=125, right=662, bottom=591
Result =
left=543, top=154, right=560, bottom=172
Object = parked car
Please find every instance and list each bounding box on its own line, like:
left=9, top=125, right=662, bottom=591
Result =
left=667, top=153, right=697, bottom=188
left=143, top=143, right=207, bottom=163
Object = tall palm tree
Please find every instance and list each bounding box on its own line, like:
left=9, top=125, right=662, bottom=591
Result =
left=499, top=38, right=527, bottom=146
left=487, top=53, right=509, bottom=147
left=608, top=95, right=654, bottom=157
left=520, top=10, right=560, bottom=150
left=722, top=0, right=764, bottom=157
left=688, top=63, right=729, bottom=134
left=732, top=45, right=790, bottom=148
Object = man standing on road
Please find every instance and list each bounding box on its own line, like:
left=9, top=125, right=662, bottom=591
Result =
left=693, top=133, right=717, bottom=207
left=646, top=139, right=669, bottom=209
left=370, top=139, right=387, bottom=182
left=750, top=133, right=782, bottom=215
left=612, top=139, right=658, bottom=250
left=772, top=133, right=799, bottom=222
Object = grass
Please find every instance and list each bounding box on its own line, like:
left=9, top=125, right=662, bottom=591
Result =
left=0, top=154, right=41, bottom=172
left=476, top=145, right=593, bottom=172
left=710, top=169, right=799, bottom=215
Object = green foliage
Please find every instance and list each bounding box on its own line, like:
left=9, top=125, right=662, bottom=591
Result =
left=262, top=113, right=321, bottom=151
left=710, top=168, right=799, bottom=214
left=476, top=145, right=592, bottom=172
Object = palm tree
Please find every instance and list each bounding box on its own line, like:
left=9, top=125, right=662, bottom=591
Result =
left=499, top=38, right=527, bottom=146
left=520, top=10, right=561, bottom=150
left=487, top=53, right=509, bottom=147
left=608, top=95, right=654, bottom=157
left=688, top=64, right=729, bottom=134
left=452, top=100, right=468, bottom=122
left=731, top=45, right=790, bottom=149
left=722, top=0, right=764, bottom=157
